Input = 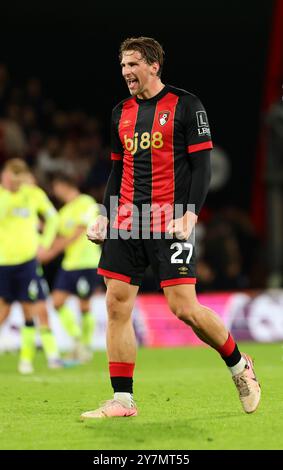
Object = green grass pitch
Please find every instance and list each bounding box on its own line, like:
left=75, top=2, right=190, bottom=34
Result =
left=0, top=343, right=282, bottom=450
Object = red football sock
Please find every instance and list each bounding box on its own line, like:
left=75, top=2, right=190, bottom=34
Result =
left=109, top=362, right=135, bottom=393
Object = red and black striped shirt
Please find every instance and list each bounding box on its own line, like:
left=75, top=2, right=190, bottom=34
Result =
left=111, top=85, right=213, bottom=231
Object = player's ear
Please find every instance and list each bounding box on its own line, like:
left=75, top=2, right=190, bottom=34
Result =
left=151, top=62, right=160, bottom=76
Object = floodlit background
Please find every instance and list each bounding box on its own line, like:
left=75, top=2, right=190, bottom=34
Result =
left=1, top=0, right=282, bottom=348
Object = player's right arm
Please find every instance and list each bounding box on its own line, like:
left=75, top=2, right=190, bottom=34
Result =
left=39, top=226, right=87, bottom=263
left=88, top=108, right=123, bottom=244
left=33, top=186, right=59, bottom=261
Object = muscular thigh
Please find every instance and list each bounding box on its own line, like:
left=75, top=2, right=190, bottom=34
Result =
left=163, top=283, right=198, bottom=307
left=52, top=290, right=69, bottom=308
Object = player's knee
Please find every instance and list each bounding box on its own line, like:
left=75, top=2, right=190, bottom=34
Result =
left=106, top=289, right=132, bottom=322
left=168, top=295, right=200, bottom=327
left=52, top=291, right=67, bottom=310
left=53, top=300, right=63, bottom=310
left=80, top=299, right=90, bottom=313
left=52, top=296, right=64, bottom=310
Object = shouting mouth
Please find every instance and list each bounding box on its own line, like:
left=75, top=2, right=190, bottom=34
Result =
left=127, top=78, right=139, bottom=91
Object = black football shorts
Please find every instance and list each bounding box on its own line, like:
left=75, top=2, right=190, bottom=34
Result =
left=97, top=229, right=196, bottom=288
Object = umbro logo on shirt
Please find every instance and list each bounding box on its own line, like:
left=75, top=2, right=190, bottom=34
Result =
left=158, top=111, right=170, bottom=126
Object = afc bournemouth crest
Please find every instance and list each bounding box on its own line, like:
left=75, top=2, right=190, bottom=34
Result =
left=158, top=111, right=170, bottom=126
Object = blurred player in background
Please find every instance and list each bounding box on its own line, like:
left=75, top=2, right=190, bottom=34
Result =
left=19, top=169, right=63, bottom=370
left=82, top=37, right=261, bottom=419
left=0, top=159, right=61, bottom=373
left=40, top=172, right=101, bottom=363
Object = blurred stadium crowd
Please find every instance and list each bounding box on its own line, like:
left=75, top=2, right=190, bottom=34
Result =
left=0, top=63, right=111, bottom=203
left=0, top=62, right=267, bottom=293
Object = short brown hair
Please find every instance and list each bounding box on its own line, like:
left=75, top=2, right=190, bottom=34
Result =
left=3, top=158, right=29, bottom=175
left=119, top=36, right=165, bottom=77
left=51, top=171, right=78, bottom=188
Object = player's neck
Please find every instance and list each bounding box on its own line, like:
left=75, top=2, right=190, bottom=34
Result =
left=5, top=183, right=21, bottom=193
left=137, top=80, right=165, bottom=100
left=64, top=188, right=80, bottom=203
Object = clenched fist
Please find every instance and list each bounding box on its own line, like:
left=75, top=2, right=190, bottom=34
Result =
left=87, top=215, right=108, bottom=244
left=167, top=211, right=198, bottom=240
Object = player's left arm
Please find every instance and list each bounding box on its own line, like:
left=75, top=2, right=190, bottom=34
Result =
left=168, top=149, right=211, bottom=238
left=168, top=94, right=212, bottom=240
left=39, top=226, right=87, bottom=263
left=187, top=149, right=211, bottom=215
left=40, top=200, right=99, bottom=263
left=35, top=187, right=59, bottom=252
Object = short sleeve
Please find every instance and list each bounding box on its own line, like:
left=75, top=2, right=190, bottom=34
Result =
left=35, top=186, right=57, bottom=218
left=34, top=186, right=58, bottom=248
left=183, top=94, right=213, bottom=154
